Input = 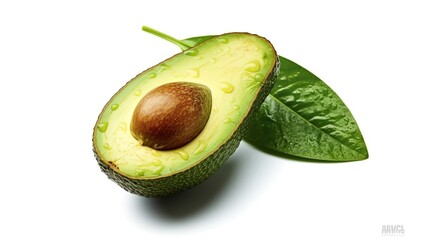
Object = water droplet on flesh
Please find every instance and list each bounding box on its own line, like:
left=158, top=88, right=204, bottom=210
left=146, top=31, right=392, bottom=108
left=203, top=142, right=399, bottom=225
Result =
left=152, top=159, right=161, bottom=166
left=176, top=150, right=189, bottom=160
left=119, top=122, right=128, bottom=132
left=110, top=103, right=119, bottom=111
left=193, top=140, right=207, bottom=155
left=220, top=82, right=234, bottom=94
left=187, top=68, right=200, bottom=78
left=184, top=49, right=199, bottom=56
left=216, top=38, right=229, bottom=44
left=254, top=73, right=263, bottom=81
left=153, top=165, right=165, bottom=176
left=245, top=60, right=260, bottom=72
left=97, top=122, right=109, bottom=133
left=159, top=63, right=170, bottom=72
left=134, top=89, right=142, bottom=96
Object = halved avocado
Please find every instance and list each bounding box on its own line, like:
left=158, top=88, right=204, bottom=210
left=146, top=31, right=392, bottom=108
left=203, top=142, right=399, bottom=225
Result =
left=93, top=32, right=279, bottom=197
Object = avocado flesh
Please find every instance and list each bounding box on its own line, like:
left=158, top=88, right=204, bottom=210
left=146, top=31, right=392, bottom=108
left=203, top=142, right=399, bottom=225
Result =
left=93, top=32, right=279, bottom=197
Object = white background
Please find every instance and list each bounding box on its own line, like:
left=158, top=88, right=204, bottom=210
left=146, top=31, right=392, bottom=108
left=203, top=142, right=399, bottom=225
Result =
left=1, top=0, right=428, bottom=239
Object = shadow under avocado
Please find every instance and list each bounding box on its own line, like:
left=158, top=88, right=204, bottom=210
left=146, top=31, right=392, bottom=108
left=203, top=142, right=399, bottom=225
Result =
left=133, top=139, right=356, bottom=221
left=135, top=155, right=240, bottom=221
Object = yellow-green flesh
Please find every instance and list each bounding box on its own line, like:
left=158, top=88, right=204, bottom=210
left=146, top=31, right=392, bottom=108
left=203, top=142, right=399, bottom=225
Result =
left=94, top=33, right=276, bottom=178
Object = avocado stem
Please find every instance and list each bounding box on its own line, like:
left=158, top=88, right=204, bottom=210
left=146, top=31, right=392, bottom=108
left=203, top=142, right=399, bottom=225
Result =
left=142, top=26, right=191, bottom=51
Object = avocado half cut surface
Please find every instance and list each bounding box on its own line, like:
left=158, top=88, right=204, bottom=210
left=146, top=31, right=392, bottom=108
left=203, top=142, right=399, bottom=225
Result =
left=93, top=32, right=279, bottom=197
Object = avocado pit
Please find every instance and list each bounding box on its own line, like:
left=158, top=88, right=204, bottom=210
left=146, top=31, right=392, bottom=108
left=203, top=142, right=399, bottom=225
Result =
left=130, top=82, right=212, bottom=150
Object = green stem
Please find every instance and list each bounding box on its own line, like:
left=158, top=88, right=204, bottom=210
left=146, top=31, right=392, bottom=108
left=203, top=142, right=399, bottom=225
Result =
left=142, top=26, right=191, bottom=51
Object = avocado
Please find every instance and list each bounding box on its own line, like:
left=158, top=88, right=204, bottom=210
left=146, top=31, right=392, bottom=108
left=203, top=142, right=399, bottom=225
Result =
left=93, top=32, right=279, bottom=197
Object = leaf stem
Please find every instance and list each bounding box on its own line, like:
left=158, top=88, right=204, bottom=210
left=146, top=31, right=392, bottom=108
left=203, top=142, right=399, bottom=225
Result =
left=142, top=26, right=191, bottom=51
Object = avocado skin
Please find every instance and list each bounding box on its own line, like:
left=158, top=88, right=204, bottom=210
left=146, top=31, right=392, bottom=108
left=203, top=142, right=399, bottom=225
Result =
left=93, top=35, right=280, bottom=197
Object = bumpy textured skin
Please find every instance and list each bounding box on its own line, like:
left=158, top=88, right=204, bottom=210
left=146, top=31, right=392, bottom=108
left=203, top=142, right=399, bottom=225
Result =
left=93, top=43, right=280, bottom=198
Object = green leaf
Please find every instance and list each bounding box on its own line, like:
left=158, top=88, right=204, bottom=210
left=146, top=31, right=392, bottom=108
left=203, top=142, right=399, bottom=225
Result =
left=245, top=57, right=368, bottom=161
left=142, top=27, right=368, bottom=161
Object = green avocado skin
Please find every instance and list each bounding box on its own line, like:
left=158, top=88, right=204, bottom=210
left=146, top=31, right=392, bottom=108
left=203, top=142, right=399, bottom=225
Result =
left=93, top=57, right=279, bottom=197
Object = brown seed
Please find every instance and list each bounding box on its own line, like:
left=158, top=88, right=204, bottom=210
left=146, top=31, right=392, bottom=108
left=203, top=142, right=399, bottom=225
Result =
left=130, top=82, right=212, bottom=150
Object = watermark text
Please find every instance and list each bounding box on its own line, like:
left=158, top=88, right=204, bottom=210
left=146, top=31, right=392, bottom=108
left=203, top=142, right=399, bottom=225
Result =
left=382, top=225, right=405, bottom=237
